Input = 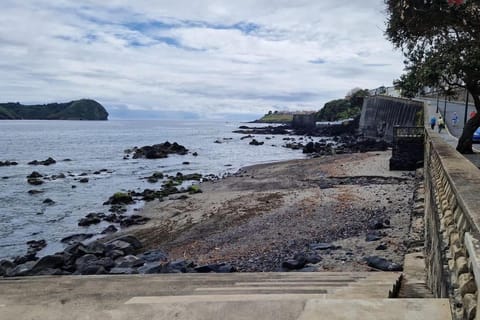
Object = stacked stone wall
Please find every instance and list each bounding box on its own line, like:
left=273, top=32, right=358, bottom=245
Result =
left=425, top=130, right=480, bottom=320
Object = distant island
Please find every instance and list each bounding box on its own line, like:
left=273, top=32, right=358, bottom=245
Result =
left=0, top=99, right=109, bottom=120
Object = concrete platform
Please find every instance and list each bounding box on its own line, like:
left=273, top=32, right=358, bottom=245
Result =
left=0, top=272, right=452, bottom=319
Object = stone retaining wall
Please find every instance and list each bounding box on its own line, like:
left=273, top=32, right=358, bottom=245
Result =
left=424, top=119, right=480, bottom=320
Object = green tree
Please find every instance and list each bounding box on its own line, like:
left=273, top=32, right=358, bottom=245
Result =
left=316, top=99, right=361, bottom=122
left=385, top=0, right=480, bottom=153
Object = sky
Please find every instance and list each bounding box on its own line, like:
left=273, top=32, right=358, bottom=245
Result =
left=0, top=0, right=405, bottom=119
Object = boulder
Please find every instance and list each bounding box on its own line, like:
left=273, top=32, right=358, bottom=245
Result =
left=139, top=249, right=168, bottom=263
left=30, top=254, right=64, bottom=274
left=163, top=259, right=196, bottom=273
left=138, top=262, right=163, bottom=274
left=119, top=215, right=150, bottom=228
left=84, top=241, right=106, bottom=256
left=75, top=254, right=99, bottom=269
left=101, top=225, right=118, bottom=234
left=0, top=260, right=15, bottom=276
left=79, top=265, right=107, bottom=275
left=27, top=178, right=44, bottom=186
left=42, top=198, right=55, bottom=205
left=0, top=160, right=18, bottom=166
left=6, top=261, right=36, bottom=277
left=115, top=255, right=145, bottom=268
left=61, top=233, right=94, bottom=245
left=104, top=192, right=134, bottom=205
left=109, top=267, right=139, bottom=275
left=130, top=142, right=188, bottom=159
left=365, top=256, right=403, bottom=271
left=27, top=171, right=43, bottom=179
left=105, top=249, right=125, bottom=260
left=194, top=263, right=236, bottom=273
left=281, top=259, right=306, bottom=270
left=109, top=235, right=143, bottom=250
left=28, top=157, right=56, bottom=166
left=13, top=253, right=37, bottom=265
left=249, top=139, right=264, bottom=146
left=105, top=240, right=135, bottom=256
left=78, top=213, right=103, bottom=226
left=27, top=239, right=47, bottom=252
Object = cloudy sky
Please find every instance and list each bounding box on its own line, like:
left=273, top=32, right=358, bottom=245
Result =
left=0, top=0, right=404, bottom=119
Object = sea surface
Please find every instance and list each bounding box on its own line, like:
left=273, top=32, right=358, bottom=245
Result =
left=0, top=120, right=311, bottom=259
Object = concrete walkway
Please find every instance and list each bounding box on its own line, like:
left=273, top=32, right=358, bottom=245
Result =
left=422, top=98, right=480, bottom=168
left=0, top=272, right=451, bottom=319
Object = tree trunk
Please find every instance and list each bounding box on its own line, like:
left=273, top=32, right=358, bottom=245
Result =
left=456, top=93, right=480, bottom=154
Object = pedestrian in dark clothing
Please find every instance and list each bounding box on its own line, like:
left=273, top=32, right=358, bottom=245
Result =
left=430, top=116, right=436, bottom=130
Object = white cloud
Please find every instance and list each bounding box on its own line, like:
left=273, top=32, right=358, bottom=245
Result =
left=0, top=0, right=404, bottom=118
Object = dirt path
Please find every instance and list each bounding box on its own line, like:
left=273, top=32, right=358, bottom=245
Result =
left=127, top=151, right=415, bottom=272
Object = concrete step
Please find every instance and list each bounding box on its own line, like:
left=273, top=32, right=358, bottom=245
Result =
left=0, top=272, right=452, bottom=319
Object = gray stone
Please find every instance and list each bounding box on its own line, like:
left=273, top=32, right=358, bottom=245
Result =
left=80, top=265, right=106, bottom=275
left=365, top=256, right=403, bottom=271
left=105, top=240, right=135, bottom=256
left=366, top=233, right=383, bottom=242
left=115, top=255, right=145, bottom=268
left=84, top=241, right=106, bottom=256
left=105, top=249, right=125, bottom=260
left=75, top=254, right=99, bottom=269
left=281, top=259, right=306, bottom=271
left=137, top=262, right=163, bottom=274
left=0, top=260, right=15, bottom=276
left=61, top=233, right=94, bottom=245
left=109, top=235, right=142, bottom=250
left=6, top=261, right=36, bottom=277
left=30, top=254, right=64, bottom=273
left=309, top=243, right=337, bottom=250
left=139, top=249, right=168, bottom=263
left=109, top=267, right=139, bottom=275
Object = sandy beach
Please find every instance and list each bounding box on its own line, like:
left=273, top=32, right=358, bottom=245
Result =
left=125, top=150, right=416, bottom=272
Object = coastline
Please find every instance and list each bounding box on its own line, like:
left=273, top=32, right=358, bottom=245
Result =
left=122, top=150, right=415, bottom=272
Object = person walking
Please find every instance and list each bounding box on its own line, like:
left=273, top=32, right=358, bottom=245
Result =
left=452, top=112, right=459, bottom=127
left=430, top=116, right=436, bottom=130
left=438, top=116, right=445, bottom=133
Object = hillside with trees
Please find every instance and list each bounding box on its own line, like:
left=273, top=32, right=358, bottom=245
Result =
left=316, top=88, right=369, bottom=122
left=0, top=99, right=109, bottom=120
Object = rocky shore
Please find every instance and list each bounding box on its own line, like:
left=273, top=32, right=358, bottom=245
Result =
left=0, top=142, right=416, bottom=276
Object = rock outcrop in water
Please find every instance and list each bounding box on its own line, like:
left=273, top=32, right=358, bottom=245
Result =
left=124, top=142, right=188, bottom=159
left=0, top=99, right=108, bottom=120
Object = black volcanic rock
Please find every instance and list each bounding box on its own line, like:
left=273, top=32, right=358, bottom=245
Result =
left=0, top=161, right=18, bottom=166
left=129, top=142, right=188, bottom=159
left=28, top=157, right=56, bottom=166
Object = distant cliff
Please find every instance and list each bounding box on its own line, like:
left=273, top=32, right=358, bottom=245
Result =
left=0, top=99, right=109, bottom=120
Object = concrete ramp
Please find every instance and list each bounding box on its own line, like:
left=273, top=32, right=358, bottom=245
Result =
left=0, top=272, right=451, bottom=319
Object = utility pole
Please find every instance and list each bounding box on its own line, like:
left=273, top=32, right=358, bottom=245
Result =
left=444, top=97, right=448, bottom=119
left=436, top=91, right=439, bottom=113
left=464, top=89, right=470, bottom=124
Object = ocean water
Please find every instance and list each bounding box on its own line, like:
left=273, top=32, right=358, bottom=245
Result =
left=0, top=120, right=310, bottom=259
